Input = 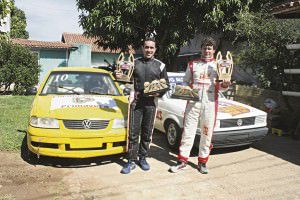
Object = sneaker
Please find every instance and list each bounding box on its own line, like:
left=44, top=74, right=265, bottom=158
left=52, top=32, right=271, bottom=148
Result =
left=169, top=161, right=187, bottom=173
left=139, top=157, right=150, bottom=171
left=120, top=161, right=136, bottom=174
left=198, top=162, right=208, bottom=174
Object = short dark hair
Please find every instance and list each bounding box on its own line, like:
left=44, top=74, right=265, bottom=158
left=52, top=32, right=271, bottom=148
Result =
left=143, top=37, right=156, bottom=45
left=201, top=37, right=216, bottom=49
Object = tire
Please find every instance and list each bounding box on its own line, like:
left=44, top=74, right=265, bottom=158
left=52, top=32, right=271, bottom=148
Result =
left=165, top=120, right=182, bottom=150
left=21, top=134, right=39, bottom=164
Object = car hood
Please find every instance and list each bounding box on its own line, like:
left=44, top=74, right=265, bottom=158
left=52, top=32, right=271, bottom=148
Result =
left=31, top=95, right=128, bottom=119
left=217, top=99, right=266, bottom=119
left=160, top=97, right=266, bottom=119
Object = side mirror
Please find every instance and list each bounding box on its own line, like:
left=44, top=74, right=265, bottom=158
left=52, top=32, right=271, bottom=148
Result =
left=123, top=87, right=131, bottom=96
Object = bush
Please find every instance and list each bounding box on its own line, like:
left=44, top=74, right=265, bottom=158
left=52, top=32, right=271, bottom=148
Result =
left=0, top=39, right=40, bottom=95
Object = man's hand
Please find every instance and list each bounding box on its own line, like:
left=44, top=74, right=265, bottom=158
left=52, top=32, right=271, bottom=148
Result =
left=221, top=79, right=231, bottom=88
left=114, top=70, right=122, bottom=79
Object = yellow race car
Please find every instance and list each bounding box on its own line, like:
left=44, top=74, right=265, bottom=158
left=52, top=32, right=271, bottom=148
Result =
left=27, top=67, right=129, bottom=158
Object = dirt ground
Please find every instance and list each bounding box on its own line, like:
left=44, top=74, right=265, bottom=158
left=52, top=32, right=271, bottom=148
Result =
left=0, top=132, right=299, bottom=200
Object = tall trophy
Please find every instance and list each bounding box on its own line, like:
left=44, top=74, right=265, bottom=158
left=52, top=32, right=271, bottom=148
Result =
left=115, top=52, right=135, bottom=83
left=216, top=51, right=233, bottom=82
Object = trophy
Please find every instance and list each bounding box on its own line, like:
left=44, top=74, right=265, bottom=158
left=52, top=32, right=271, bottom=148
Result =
left=216, top=51, right=233, bottom=82
left=115, top=52, right=134, bottom=83
left=143, top=79, right=169, bottom=96
left=171, top=85, right=199, bottom=101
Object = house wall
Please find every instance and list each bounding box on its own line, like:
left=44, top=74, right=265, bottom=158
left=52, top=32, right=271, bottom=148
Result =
left=91, top=52, right=143, bottom=68
left=91, top=52, right=119, bottom=68
left=39, top=49, right=68, bottom=83
left=68, top=44, right=91, bottom=67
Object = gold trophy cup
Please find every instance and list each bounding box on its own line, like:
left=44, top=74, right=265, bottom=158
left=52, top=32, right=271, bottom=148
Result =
left=116, top=52, right=135, bottom=83
left=216, top=51, right=233, bottom=81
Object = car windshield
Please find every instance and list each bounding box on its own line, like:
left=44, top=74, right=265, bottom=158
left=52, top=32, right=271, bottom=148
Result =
left=40, top=71, right=121, bottom=96
left=166, top=73, right=225, bottom=99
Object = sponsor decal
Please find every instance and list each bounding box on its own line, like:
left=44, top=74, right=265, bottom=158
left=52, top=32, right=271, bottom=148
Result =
left=218, top=101, right=250, bottom=116
left=169, top=76, right=184, bottom=84
left=50, top=95, right=118, bottom=110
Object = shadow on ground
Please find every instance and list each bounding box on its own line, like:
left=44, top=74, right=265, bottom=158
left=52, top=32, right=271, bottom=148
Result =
left=20, top=130, right=298, bottom=169
left=152, top=130, right=300, bottom=168
left=252, top=133, right=300, bottom=166
left=151, top=130, right=250, bottom=170
left=20, top=135, right=126, bottom=168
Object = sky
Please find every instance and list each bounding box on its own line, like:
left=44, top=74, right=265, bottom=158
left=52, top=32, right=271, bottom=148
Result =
left=15, top=0, right=83, bottom=41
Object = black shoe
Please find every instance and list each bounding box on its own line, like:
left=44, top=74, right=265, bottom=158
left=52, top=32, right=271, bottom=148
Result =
left=120, top=161, right=136, bottom=174
left=139, top=157, right=150, bottom=171
left=198, top=162, right=208, bottom=174
left=169, top=161, right=187, bottom=173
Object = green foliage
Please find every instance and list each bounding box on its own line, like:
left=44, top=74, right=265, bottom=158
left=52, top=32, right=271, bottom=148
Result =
left=10, top=6, right=29, bottom=39
left=231, top=12, right=300, bottom=90
left=0, top=0, right=29, bottom=39
left=0, top=40, right=40, bottom=94
left=0, top=95, right=34, bottom=151
left=77, top=0, right=252, bottom=69
left=0, top=0, right=13, bottom=25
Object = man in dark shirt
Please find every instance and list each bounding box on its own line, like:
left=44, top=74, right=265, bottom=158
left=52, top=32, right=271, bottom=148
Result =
left=117, top=37, right=169, bottom=174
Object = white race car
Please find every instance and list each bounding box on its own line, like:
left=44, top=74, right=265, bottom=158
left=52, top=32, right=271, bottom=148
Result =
left=154, top=72, right=268, bottom=149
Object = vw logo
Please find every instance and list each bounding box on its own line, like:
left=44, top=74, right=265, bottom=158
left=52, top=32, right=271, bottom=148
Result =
left=82, top=119, right=92, bottom=129
left=237, top=119, right=243, bottom=126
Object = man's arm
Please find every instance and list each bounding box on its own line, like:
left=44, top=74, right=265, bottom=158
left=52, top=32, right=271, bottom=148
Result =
left=156, top=63, right=169, bottom=97
left=160, top=63, right=170, bottom=87
left=183, top=61, right=192, bottom=86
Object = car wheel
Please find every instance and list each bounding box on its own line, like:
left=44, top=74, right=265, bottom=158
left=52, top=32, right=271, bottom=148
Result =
left=165, top=120, right=182, bottom=150
left=21, top=134, right=39, bottom=165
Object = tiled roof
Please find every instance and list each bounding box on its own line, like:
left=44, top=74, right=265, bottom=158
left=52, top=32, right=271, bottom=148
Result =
left=12, top=33, right=138, bottom=54
left=12, top=38, right=72, bottom=49
left=62, top=32, right=121, bottom=53
left=271, top=1, right=300, bottom=18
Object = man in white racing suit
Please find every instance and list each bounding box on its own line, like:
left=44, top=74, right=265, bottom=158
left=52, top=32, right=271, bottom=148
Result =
left=170, top=37, right=230, bottom=174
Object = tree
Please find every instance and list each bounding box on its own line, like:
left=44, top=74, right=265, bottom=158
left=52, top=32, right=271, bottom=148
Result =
left=77, top=0, right=253, bottom=70
left=0, top=0, right=12, bottom=26
left=0, top=40, right=40, bottom=94
left=230, top=12, right=300, bottom=90
left=0, top=1, right=29, bottom=39
left=10, top=6, right=29, bottom=39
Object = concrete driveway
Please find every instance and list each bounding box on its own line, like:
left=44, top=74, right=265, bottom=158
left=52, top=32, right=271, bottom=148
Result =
left=1, top=131, right=299, bottom=200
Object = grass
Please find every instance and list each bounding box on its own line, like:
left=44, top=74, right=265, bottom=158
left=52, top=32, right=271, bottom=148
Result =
left=0, top=95, right=34, bottom=151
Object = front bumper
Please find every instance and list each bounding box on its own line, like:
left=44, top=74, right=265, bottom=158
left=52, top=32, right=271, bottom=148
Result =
left=27, top=126, right=127, bottom=158
left=195, top=127, right=268, bottom=148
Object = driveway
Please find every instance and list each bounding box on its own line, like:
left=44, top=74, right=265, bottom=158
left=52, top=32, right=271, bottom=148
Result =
left=0, top=132, right=299, bottom=200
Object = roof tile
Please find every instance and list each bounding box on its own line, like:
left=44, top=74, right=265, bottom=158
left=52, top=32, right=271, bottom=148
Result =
left=62, top=32, right=121, bottom=53
left=12, top=38, right=72, bottom=49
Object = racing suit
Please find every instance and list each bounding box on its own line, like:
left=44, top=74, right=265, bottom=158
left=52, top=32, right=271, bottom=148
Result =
left=127, top=57, right=169, bottom=161
left=178, top=58, right=228, bottom=164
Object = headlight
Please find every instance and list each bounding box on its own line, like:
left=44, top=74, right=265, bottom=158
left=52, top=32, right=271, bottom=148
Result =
left=112, top=118, right=127, bottom=129
left=255, top=115, right=267, bottom=125
left=29, top=117, right=59, bottom=129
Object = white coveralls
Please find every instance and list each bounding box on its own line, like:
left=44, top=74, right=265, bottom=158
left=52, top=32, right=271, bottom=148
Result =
left=178, top=58, right=228, bottom=164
